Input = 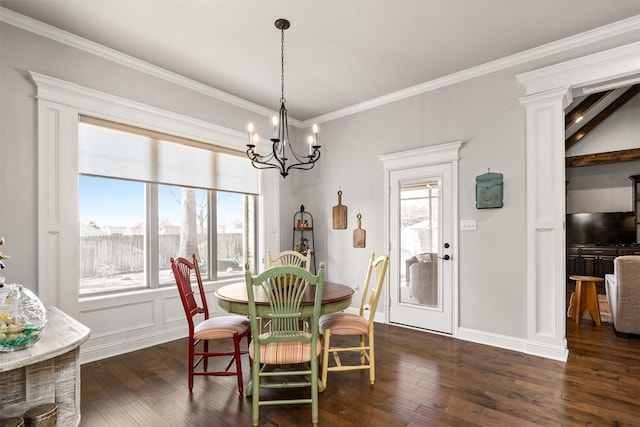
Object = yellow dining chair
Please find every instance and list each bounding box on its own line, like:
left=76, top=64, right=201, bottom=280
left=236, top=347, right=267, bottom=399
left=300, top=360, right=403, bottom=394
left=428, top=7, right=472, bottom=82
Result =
left=171, top=254, right=250, bottom=395
left=244, top=263, right=325, bottom=427
left=319, top=253, right=389, bottom=388
left=267, top=249, right=312, bottom=270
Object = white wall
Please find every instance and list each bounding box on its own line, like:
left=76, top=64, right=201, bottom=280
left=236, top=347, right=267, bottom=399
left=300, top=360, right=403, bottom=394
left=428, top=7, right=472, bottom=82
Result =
left=283, top=38, right=640, bottom=343
left=566, top=161, right=640, bottom=213
left=0, top=22, right=273, bottom=289
left=296, top=68, right=529, bottom=338
left=0, top=21, right=277, bottom=362
left=566, top=94, right=640, bottom=213
left=2, top=13, right=640, bottom=362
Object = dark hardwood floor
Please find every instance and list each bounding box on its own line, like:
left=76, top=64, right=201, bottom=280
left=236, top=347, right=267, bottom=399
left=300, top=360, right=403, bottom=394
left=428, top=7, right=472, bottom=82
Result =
left=80, top=320, right=640, bottom=426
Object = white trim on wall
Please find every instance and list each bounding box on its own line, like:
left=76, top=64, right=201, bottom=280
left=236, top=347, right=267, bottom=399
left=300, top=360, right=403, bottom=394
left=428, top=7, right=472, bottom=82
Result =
left=517, top=41, right=640, bottom=361
left=30, top=71, right=271, bottom=363
left=30, top=72, right=248, bottom=150
left=1, top=8, right=279, bottom=122
left=379, top=141, right=462, bottom=335
left=4, top=8, right=640, bottom=126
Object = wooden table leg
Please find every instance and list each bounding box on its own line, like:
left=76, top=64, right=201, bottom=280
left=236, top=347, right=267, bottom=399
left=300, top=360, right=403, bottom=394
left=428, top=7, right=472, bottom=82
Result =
left=574, top=278, right=601, bottom=326
left=574, top=280, right=583, bottom=324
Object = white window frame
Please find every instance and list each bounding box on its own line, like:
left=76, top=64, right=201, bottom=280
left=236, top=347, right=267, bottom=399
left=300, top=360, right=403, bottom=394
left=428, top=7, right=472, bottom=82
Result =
left=31, top=71, right=278, bottom=319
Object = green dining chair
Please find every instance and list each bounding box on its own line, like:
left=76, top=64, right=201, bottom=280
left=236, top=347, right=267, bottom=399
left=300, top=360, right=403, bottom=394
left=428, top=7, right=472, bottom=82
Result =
left=244, top=262, right=325, bottom=427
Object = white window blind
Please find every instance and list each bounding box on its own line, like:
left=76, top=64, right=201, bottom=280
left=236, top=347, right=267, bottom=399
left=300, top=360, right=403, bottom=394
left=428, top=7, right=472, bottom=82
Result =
left=78, top=120, right=259, bottom=194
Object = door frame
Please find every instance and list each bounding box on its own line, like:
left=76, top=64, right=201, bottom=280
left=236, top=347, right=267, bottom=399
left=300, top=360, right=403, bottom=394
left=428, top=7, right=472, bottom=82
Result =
left=388, top=164, right=454, bottom=333
left=380, top=141, right=462, bottom=335
left=517, top=41, right=640, bottom=361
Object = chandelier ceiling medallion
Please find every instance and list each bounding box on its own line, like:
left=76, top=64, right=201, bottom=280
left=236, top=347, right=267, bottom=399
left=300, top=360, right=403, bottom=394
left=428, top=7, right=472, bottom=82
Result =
left=246, top=18, right=321, bottom=178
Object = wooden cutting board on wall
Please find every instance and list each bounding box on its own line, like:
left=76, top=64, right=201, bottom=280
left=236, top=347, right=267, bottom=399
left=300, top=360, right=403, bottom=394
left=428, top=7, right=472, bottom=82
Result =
left=333, top=191, right=347, bottom=229
left=353, top=213, right=366, bottom=248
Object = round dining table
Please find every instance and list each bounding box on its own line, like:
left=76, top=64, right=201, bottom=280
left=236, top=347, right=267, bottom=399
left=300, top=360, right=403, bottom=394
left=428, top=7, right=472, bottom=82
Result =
left=215, top=280, right=354, bottom=395
left=215, top=281, right=355, bottom=317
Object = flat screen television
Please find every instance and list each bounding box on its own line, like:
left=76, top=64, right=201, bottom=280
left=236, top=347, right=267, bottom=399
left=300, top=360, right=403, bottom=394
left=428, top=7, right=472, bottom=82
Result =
left=566, top=211, right=636, bottom=245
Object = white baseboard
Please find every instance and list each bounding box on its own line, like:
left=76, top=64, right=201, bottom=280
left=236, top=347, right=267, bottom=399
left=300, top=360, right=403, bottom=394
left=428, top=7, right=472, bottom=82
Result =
left=348, top=304, right=569, bottom=362
left=79, top=309, right=568, bottom=365
left=80, top=326, right=186, bottom=364
left=457, top=327, right=568, bottom=362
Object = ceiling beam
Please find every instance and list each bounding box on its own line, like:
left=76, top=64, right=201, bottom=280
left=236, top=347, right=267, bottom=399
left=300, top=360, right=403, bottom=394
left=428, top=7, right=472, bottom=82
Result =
left=565, top=84, right=640, bottom=151
left=565, top=90, right=612, bottom=128
left=565, top=147, right=640, bottom=167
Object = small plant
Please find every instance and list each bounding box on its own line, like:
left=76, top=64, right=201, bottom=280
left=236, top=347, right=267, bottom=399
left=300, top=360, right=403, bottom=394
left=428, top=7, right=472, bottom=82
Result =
left=96, top=264, right=119, bottom=278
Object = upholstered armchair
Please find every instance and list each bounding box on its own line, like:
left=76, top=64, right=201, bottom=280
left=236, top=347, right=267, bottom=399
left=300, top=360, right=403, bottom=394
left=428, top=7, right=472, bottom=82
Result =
left=605, top=255, right=640, bottom=335
left=405, top=253, right=437, bottom=305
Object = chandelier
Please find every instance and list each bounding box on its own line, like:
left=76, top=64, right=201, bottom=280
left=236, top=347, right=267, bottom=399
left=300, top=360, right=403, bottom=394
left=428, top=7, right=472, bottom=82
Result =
left=246, top=19, right=321, bottom=178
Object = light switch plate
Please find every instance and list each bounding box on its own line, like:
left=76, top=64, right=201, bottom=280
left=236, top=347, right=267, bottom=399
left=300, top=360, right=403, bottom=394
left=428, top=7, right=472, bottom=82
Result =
left=461, top=219, right=477, bottom=231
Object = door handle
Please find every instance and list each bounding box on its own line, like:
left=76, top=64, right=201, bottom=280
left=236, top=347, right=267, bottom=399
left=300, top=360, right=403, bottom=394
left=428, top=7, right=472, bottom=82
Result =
left=441, top=243, right=451, bottom=260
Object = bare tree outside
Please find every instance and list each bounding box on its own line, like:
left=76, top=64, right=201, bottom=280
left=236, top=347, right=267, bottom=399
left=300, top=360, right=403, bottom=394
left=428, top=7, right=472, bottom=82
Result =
left=179, top=188, right=199, bottom=259
left=77, top=122, right=257, bottom=294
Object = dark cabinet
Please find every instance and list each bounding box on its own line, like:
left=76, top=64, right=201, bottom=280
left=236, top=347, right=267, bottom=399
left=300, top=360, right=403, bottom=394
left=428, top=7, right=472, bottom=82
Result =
left=578, top=247, right=617, bottom=278
left=567, top=246, right=628, bottom=280
left=619, top=247, right=640, bottom=256
left=566, top=247, right=580, bottom=278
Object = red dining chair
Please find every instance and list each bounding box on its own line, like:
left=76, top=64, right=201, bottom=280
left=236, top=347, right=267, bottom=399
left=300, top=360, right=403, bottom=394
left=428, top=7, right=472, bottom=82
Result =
left=171, top=254, right=250, bottom=395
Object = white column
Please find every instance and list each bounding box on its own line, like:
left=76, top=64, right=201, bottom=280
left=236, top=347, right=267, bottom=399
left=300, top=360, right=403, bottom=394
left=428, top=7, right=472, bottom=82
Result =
left=36, top=98, right=80, bottom=318
left=520, top=88, right=572, bottom=361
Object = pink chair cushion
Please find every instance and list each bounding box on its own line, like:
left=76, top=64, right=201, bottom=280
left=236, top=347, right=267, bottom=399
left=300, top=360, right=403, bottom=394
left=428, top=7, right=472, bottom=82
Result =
left=193, top=315, right=249, bottom=339
left=319, top=312, right=368, bottom=335
left=249, top=333, right=321, bottom=364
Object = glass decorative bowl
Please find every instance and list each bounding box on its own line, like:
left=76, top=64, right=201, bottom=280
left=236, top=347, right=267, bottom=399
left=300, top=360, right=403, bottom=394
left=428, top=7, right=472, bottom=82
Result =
left=0, top=283, right=47, bottom=352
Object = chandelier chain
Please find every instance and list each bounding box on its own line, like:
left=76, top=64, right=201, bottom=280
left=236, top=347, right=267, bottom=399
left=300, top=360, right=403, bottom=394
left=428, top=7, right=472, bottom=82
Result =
left=280, top=25, right=286, bottom=104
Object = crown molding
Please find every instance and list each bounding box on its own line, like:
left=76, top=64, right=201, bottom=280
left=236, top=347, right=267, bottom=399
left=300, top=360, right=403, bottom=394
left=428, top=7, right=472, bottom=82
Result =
left=517, top=40, right=640, bottom=95
left=3, top=7, right=639, bottom=127
left=306, top=14, right=640, bottom=126
left=0, top=7, right=297, bottom=124
left=28, top=71, right=247, bottom=150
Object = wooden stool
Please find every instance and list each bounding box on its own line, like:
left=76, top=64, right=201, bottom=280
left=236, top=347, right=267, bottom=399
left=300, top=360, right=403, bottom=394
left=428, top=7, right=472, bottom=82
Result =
left=570, top=275, right=603, bottom=326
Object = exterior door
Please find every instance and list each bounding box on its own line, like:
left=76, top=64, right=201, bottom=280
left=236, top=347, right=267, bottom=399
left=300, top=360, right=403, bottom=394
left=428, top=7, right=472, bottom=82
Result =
left=389, top=163, right=453, bottom=334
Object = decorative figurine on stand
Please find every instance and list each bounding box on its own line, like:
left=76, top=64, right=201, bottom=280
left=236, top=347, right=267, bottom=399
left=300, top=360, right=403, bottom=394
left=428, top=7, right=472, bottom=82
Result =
left=299, top=238, right=309, bottom=253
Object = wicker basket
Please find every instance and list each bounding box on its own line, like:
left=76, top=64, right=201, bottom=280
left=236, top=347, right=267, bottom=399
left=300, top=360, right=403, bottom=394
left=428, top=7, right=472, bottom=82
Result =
left=23, top=404, right=57, bottom=427
left=0, top=417, right=25, bottom=427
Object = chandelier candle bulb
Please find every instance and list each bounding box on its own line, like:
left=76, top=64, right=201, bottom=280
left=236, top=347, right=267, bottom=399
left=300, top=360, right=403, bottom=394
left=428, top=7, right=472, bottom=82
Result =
left=272, top=116, right=278, bottom=138
left=312, top=124, right=319, bottom=145
left=247, top=123, right=254, bottom=146
left=308, top=136, right=314, bottom=155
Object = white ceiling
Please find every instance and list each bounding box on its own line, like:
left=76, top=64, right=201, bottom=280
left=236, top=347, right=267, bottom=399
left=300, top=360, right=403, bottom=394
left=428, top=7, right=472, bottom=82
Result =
left=2, top=1, right=639, bottom=121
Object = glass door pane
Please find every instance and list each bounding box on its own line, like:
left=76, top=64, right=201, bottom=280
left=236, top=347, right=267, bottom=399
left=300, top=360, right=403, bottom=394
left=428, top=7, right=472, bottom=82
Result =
left=399, top=179, right=439, bottom=307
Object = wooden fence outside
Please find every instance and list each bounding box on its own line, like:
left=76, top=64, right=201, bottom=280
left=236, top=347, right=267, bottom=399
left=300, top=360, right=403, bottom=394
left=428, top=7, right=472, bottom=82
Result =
left=80, top=233, right=243, bottom=277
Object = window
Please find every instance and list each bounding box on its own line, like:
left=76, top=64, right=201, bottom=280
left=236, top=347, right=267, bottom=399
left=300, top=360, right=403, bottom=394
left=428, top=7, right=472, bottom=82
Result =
left=400, top=179, right=439, bottom=259
left=78, top=120, right=258, bottom=295
left=79, top=176, right=146, bottom=293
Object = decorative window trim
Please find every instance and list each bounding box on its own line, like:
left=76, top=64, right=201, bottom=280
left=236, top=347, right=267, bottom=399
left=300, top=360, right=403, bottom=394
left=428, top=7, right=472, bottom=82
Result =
left=30, top=71, right=267, bottom=318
